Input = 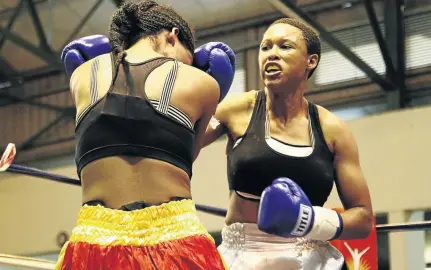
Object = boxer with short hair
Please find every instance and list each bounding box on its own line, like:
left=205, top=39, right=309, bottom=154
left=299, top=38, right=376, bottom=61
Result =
left=55, top=1, right=235, bottom=269
left=204, top=18, right=373, bottom=269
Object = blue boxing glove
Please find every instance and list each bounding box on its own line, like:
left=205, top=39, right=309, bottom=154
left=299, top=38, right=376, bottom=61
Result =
left=193, top=42, right=235, bottom=102
left=61, top=35, right=111, bottom=77
left=257, top=177, right=343, bottom=241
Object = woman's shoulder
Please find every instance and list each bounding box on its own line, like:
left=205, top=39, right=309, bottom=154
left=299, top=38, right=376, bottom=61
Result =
left=314, top=103, right=355, bottom=150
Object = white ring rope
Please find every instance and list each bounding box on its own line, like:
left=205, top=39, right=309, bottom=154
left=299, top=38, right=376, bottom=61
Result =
left=0, top=253, right=56, bottom=269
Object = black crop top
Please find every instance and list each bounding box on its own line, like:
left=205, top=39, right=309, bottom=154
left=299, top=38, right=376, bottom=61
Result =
left=75, top=55, right=195, bottom=178
left=227, top=91, right=335, bottom=206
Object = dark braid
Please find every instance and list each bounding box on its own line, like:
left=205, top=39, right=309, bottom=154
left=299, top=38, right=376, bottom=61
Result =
left=271, top=18, right=321, bottom=78
left=108, top=0, right=195, bottom=82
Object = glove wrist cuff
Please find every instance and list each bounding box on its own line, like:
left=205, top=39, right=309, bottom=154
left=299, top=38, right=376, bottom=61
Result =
left=306, top=207, right=343, bottom=241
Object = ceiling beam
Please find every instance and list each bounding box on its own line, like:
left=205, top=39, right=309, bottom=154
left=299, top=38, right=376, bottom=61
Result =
left=0, top=26, right=61, bottom=66
left=196, top=0, right=365, bottom=40
left=0, top=0, right=25, bottom=51
left=0, top=92, right=70, bottom=112
left=384, top=0, right=407, bottom=108
left=364, top=0, right=396, bottom=81
left=267, top=0, right=396, bottom=91
left=0, top=85, right=69, bottom=107
left=24, top=0, right=53, bottom=53
left=17, top=111, right=73, bottom=151
left=61, top=0, right=105, bottom=49
left=0, top=56, right=16, bottom=76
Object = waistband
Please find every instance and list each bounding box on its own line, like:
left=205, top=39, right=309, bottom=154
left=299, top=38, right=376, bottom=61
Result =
left=69, top=199, right=212, bottom=247
left=83, top=196, right=187, bottom=211
left=221, top=223, right=325, bottom=251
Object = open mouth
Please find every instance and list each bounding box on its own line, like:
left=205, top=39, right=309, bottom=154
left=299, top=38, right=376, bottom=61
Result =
left=265, top=64, right=282, bottom=75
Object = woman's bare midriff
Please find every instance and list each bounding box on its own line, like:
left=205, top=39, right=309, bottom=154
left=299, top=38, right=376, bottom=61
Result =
left=80, top=156, right=192, bottom=209
left=225, top=192, right=260, bottom=225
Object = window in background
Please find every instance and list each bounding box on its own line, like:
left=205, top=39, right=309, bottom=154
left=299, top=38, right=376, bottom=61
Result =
left=314, top=10, right=431, bottom=86
left=315, top=25, right=386, bottom=85
left=409, top=89, right=431, bottom=107
left=405, top=12, right=431, bottom=70
left=331, top=103, right=388, bottom=121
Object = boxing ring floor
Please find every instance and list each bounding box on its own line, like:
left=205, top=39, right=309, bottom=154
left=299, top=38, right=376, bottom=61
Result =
left=1, top=143, right=431, bottom=270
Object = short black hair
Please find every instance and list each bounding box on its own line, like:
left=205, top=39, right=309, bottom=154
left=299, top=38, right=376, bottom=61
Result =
left=270, top=18, right=321, bottom=78
left=108, top=0, right=195, bottom=81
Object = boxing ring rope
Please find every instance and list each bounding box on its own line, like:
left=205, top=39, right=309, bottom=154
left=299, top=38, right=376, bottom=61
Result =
left=5, top=162, right=431, bottom=233
left=0, top=253, right=56, bottom=269
left=4, top=163, right=229, bottom=215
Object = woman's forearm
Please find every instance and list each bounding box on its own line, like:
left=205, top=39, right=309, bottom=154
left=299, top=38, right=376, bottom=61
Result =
left=202, top=121, right=227, bottom=148
left=338, top=207, right=373, bottom=240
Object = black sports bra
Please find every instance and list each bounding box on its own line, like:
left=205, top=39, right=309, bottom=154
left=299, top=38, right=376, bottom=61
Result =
left=74, top=54, right=195, bottom=179
left=227, top=91, right=336, bottom=206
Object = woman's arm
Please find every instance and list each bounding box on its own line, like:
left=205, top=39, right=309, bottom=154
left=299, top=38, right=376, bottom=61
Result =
left=202, top=116, right=228, bottom=148
left=201, top=92, right=251, bottom=148
left=192, top=74, right=221, bottom=161
left=331, top=118, right=373, bottom=239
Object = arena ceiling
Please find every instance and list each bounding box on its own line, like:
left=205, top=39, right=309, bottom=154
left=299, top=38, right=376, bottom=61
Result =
left=0, top=0, right=382, bottom=83
left=0, top=0, right=277, bottom=78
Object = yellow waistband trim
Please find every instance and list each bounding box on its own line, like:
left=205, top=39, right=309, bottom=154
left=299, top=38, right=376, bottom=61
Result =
left=68, top=199, right=213, bottom=247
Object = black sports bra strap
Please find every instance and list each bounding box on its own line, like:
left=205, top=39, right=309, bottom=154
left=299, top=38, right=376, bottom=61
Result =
left=242, top=91, right=266, bottom=138
left=306, top=103, right=316, bottom=148
left=256, top=91, right=268, bottom=138
left=109, top=52, right=117, bottom=85
left=262, top=93, right=271, bottom=140
left=308, top=102, right=325, bottom=148
left=156, top=59, right=179, bottom=114
left=122, top=62, right=135, bottom=96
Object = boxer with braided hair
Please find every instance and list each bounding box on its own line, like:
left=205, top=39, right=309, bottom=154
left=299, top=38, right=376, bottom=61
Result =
left=108, top=0, right=195, bottom=81
left=57, top=1, right=235, bottom=269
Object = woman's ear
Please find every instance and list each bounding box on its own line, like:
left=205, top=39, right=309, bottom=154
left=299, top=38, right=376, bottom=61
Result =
left=308, top=54, right=319, bottom=70
left=167, top=27, right=179, bottom=47
left=172, top=27, right=179, bottom=36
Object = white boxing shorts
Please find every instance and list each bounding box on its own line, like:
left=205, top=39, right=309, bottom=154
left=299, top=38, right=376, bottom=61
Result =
left=217, top=223, right=345, bottom=270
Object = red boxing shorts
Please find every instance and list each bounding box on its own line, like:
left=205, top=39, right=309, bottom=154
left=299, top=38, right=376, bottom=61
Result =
left=55, top=199, right=227, bottom=270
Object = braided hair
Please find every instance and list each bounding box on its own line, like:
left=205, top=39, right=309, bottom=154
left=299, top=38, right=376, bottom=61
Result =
left=108, top=0, right=195, bottom=81
left=271, top=18, right=320, bottom=78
